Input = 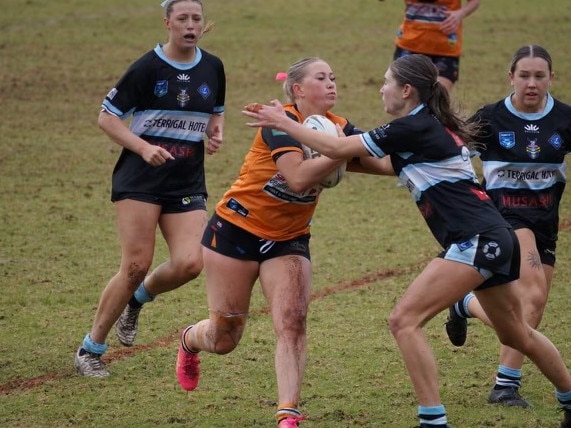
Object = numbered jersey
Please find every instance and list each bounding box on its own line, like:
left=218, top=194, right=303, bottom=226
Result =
left=102, top=44, right=226, bottom=198
left=472, top=95, right=571, bottom=243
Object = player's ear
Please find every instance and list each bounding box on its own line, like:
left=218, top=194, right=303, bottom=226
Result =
left=292, top=83, right=304, bottom=98
left=402, top=83, right=413, bottom=99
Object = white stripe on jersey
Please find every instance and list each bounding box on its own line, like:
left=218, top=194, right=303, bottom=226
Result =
left=130, top=110, right=211, bottom=142
left=482, top=160, right=567, bottom=191
left=360, top=133, right=386, bottom=157
left=400, top=155, right=478, bottom=202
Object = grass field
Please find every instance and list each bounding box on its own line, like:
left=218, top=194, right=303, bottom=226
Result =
left=2, top=0, right=571, bottom=427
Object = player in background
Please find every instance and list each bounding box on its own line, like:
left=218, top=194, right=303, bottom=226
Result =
left=74, top=0, right=225, bottom=377
left=174, top=57, right=387, bottom=428
left=444, top=44, right=571, bottom=408
left=242, top=53, right=571, bottom=428
left=391, top=0, right=480, bottom=93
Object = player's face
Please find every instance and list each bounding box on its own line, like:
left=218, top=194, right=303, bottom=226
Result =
left=380, top=69, right=406, bottom=117
left=509, top=57, right=553, bottom=113
left=165, top=1, right=204, bottom=51
left=295, top=61, right=337, bottom=113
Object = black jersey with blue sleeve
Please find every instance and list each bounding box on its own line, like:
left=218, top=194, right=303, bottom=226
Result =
left=471, top=95, right=571, bottom=244
left=102, top=44, right=226, bottom=200
left=360, top=106, right=510, bottom=248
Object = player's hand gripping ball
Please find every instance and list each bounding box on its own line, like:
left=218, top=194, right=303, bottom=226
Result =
left=302, top=115, right=347, bottom=188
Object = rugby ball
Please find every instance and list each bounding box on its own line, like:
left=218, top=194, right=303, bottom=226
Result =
left=302, top=115, right=347, bottom=188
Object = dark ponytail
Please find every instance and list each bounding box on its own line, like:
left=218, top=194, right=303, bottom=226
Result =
left=390, top=54, right=481, bottom=150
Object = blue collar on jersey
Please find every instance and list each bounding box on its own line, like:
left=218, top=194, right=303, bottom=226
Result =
left=154, top=43, right=203, bottom=70
left=408, top=103, right=425, bottom=116
left=504, top=93, right=554, bottom=121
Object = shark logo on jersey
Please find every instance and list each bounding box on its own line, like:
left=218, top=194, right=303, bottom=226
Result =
left=482, top=241, right=501, bottom=260
left=154, top=80, right=168, bottom=97
left=498, top=131, right=515, bottom=149
left=526, top=138, right=541, bottom=159
left=177, top=89, right=190, bottom=107
left=177, top=73, right=191, bottom=82
left=548, top=132, right=563, bottom=150
left=524, top=123, right=539, bottom=133
left=197, top=83, right=211, bottom=100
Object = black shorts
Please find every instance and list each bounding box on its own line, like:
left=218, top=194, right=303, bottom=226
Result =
left=112, top=192, right=206, bottom=214
left=507, top=218, right=556, bottom=266
left=439, top=227, right=520, bottom=290
left=202, top=213, right=311, bottom=263
left=393, top=47, right=459, bottom=83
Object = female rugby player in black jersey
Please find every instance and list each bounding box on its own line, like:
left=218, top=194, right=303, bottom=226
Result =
left=444, top=45, right=571, bottom=409
left=242, top=53, right=571, bottom=428
left=75, top=0, right=225, bottom=377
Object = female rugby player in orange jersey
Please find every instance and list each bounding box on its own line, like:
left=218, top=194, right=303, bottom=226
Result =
left=391, top=0, right=480, bottom=93
left=175, top=57, right=387, bottom=428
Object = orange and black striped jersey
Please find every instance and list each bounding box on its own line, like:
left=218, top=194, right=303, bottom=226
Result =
left=215, top=104, right=358, bottom=241
left=395, top=0, right=463, bottom=58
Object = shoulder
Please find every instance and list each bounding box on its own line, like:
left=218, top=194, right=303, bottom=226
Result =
left=284, top=104, right=303, bottom=122
left=471, top=100, right=504, bottom=120
left=397, top=108, right=436, bottom=131
left=122, top=49, right=163, bottom=78
left=130, top=49, right=160, bottom=68
left=551, top=97, right=571, bottom=116
left=119, top=49, right=158, bottom=81
left=324, top=112, right=364, bottom=136
left=325, top=111, right=349, bottom=128
left=199, top=49, right=225, bottom=69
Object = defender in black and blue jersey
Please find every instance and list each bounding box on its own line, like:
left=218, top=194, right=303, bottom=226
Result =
left=445, top=45, right=571, bottom=410
left=103, top=43, right=225, bottom=201
left=75, top=0, right=225, bottom=379
left=243, top=53, right=571, bottom=428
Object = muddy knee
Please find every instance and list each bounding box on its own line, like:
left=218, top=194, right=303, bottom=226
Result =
left=208, top=312, right=248, bottom=355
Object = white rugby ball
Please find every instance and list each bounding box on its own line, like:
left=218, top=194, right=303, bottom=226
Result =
left=301, top=115, right=347, bottom=188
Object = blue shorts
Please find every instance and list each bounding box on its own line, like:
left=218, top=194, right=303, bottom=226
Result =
left=202, top=213, right=311, bottom=263
left=112, top=192, right=206, bottom=214
left=438, top=227, right=520, bottom=290
left=393, top=47, right=460, bottom=83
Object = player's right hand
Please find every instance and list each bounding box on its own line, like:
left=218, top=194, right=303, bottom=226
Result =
left=142, top=145, right=175, bottom=166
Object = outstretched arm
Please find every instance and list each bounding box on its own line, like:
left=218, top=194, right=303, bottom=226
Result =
left=243, top=100, right=369, bottom=159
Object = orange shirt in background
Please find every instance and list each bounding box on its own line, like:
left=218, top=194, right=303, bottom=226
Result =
left=395, top=0, right=463, bottom=58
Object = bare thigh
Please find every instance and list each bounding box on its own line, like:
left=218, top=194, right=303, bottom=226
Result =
left=259, top=255, right=312, bottom=329
left=159, top=210, right=207, bottom=267
left=115, top=199, right=162, bottom=277
left=512, top=228, right=551, bottom=325
left=474, top=282, right=528, bottom=344
left=202, top=247, right=260, bottom=315
left=391, top=258, right=484, bottom=329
